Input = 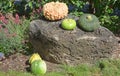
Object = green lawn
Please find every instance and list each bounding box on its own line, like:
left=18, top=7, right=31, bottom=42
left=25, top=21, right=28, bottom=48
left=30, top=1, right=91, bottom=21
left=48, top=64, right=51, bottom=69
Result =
left=1, top=59, right=120, bottom=76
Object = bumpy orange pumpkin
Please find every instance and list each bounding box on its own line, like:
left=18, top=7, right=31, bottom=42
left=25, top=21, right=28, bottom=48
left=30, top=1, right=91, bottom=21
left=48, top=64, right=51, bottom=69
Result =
left=43, top=2, right=68, bottom=21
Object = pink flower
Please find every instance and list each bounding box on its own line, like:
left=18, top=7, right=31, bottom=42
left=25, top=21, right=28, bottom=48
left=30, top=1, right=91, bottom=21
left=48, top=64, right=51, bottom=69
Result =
left=0, top=24, right=2, bottom=29
left=0, top=15, right=8, bottom=24
left=4, top=28, right=9, bottom=34
left=14, top=13, right=20, bottom=24
left=7, top=33, right=17, bottom=38
left=36, top=7, right=42, bottom=14
left=12, top=33, right=17, bottom=37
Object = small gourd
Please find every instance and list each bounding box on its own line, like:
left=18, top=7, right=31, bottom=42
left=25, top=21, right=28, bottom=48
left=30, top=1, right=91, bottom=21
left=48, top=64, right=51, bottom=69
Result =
left=29, top=53, right=41, bottom=64
left=78, top=14, right=100, bottom=32
left=31, top=60, right=47, bottom=75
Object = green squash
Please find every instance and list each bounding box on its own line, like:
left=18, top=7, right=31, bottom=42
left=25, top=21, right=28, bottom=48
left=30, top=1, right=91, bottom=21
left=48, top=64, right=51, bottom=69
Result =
left=78, top=14, right=100, bottom=32
left=31, top=60, right=47, bottom=75
left=61, top=19, right=76, bottom=30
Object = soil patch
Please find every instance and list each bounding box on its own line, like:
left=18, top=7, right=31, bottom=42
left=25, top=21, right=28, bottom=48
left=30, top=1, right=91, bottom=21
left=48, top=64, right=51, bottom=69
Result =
left=0, top=53, right=61, bottom=72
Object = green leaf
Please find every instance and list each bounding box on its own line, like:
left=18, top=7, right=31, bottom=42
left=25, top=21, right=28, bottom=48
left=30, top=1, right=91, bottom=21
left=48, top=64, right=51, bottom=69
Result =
left=28, top=1, right=33, bottom=9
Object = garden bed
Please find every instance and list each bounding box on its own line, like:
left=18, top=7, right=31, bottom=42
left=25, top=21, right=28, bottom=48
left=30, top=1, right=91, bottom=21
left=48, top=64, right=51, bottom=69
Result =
left=0, top=53, right=61, bottom=73
left=0, top=0, right=120, bottom=75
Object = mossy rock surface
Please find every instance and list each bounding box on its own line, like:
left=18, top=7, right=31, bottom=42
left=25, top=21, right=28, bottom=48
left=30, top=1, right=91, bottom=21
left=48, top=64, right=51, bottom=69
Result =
left=78, top=14, right=100, bottom=32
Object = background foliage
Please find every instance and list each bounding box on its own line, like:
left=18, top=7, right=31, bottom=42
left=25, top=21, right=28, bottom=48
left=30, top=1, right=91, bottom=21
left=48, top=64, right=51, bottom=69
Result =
left=0, top=0, right=120, bottom=55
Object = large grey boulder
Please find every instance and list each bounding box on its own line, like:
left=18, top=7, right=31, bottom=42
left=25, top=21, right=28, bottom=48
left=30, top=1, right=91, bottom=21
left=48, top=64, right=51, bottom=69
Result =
left=29, top=15, right=119, bottom=65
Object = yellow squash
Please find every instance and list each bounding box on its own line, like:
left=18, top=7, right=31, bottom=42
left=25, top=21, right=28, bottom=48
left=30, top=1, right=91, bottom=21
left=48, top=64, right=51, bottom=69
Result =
left=29, top=53, right=41, bottom=64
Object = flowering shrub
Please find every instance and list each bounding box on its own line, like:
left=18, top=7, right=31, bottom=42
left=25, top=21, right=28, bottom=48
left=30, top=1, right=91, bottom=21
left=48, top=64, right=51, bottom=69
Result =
left=0, top=13, right=30, bottom=55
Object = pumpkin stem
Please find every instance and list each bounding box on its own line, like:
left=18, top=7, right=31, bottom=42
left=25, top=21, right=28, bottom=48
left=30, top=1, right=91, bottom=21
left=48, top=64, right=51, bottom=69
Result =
left=86, top=15, right=92, bottom=21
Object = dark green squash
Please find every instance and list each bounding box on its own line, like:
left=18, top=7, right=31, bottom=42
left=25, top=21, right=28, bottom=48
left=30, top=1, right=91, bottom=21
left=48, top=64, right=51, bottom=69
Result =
left=78, top=14, right=100, bottom=32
